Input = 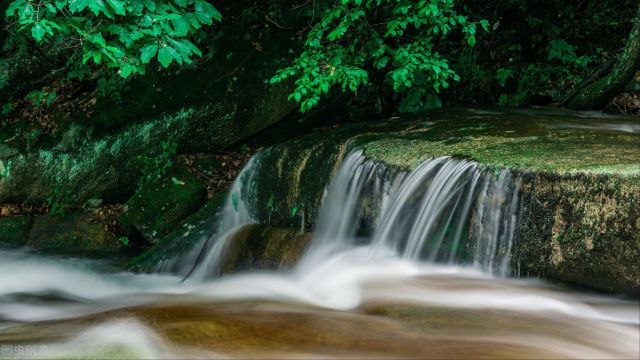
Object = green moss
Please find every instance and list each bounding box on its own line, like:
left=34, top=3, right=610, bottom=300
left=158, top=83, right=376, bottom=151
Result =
left=514, top=173, right=640, bottom=294
left=119, top=165, right=206, bottom=244
left=26, top=212, right=122, bottom=256
left=0, top=93, right=296, bottom=205
left=0, top=216, right=32, bottom=246
left=360, top=108, right=639, bottom=175
left=248, top=130, right=356, bottom=228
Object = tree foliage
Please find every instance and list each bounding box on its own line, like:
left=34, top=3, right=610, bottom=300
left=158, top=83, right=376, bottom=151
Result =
left=5, top=0, right=221, bottom=78
left=1, top=0, right=636, bottom=117
left=270, top=0, right=486, bottom=113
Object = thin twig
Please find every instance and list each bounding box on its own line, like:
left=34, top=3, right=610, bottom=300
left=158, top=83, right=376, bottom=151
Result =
left=265, top=15, right=293, bottom=30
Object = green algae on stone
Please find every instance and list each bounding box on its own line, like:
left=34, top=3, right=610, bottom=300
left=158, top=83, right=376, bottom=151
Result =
left=247, top=133, right=350, bottom=229
left=119, top=166, right=206, bottom=244
left=357, top=108, right=639, bottom=175
left=0, top=216, right=32, bottom=246
left=26, top=212, right=122, bottom=256
left=514, top=173, right=640, bottom=294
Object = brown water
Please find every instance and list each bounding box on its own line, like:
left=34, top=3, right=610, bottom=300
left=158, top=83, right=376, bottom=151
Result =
left=0, top=249, right=637, bottom=359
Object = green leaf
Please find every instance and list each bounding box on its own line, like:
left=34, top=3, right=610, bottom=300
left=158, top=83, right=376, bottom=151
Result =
left=106, top=0, right=126, bottom=16
left=142, top=0, right=156, bottom=11
left=31, top=23, right=47, bottom=42
left=92, top=51, right=102, bottom=64
left=157, top=46, right=173, bottom=67
left=171, top=177, right=185, bottom=186
left=55, top=0, right=67, bottom=10
left=140, top=43, right=158, bottom=64
left=467, top=36, right=476, bottom=47
left=6, top=0, right=26, bottom=17
left=172, top=16, right=190, bottom=36
left=199, top=1, right=222, bottom=22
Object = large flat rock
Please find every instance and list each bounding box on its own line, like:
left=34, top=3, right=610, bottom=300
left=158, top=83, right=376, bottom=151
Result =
left=243, top=108, right=639, bottom=294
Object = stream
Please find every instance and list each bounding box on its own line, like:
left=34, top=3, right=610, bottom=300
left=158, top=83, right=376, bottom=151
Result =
left=0, top=149, right=638, bottom=359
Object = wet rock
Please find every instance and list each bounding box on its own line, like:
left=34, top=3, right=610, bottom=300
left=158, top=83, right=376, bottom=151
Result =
left=514, top=173, right=640, bottom=294
left=127, top=189, right=228, bottom=273
left=119, top=166, right=206, bottom=244
left=221, top=224, right=311, bottom=274
left=26, top=212, right=122, bottom=255
left=239, top=108, right=639, bottom=294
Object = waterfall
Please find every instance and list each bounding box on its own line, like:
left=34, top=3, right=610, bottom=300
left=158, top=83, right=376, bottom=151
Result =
left=298, top=150, right=520, bottom=276
left=179, top=151, right=264, bottom=280
left=185, top=149, right=520, bottom=280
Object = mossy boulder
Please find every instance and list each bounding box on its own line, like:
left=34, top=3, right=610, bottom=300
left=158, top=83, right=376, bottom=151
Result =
left=26, top=212, right=122, bottom=255
left=242, top=123, right=381, bottom=229
left=514, top=173, right=640, bottom=294
left=239, top=108, right=639, bottom=294
left=358, top=108, right=639, bottom=174
left=119, top=166, right=206, bottom=244
left=0, top=144, right=18, bottom=160
left=0, top=216, right=32, bottom=246
left=221, top=224, right=311, bottom=274
left=0, top=27, right=298, bottom=207
left=128, top=190, right=228, bottom=273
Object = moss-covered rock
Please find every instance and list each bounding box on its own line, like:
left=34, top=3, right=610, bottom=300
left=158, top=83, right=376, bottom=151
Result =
left=221, top=224, right=311, bottom=274
left=238, top=108, right=639, bottom=294
left=0, top=215, right=32, bottom=246
left=514, top=173, right=640, bottom=294
left=26, top=212, right=122, bottom=255
left=119, top=166, right=206, bottom=244
left=359, top=108, right=639, bottom=175
left=0, top=28, right=298, bottom=206
left=127, top=189, right=228, bottom=273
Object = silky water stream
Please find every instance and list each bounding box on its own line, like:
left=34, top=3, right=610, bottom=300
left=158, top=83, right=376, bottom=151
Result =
left=0, top=150, right=637, bottom=359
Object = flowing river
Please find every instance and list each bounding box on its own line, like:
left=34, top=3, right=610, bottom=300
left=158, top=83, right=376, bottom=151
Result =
left=0, top=149, right=638, bottom=359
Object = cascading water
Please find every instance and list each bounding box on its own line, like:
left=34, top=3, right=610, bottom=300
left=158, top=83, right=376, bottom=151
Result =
left=189, top=149, right=521, bottom=279
left=177, top=151, right=264, bottom=280
left=297, top=150, right=520, bottom=276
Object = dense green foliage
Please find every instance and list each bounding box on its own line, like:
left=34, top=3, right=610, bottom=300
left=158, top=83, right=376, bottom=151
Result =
left=0, top=0, right=636, bottom=119
left=5, top=0, right=220, bottom=78
left=270, top=0, right=487, bottom=113
left=458, top=0, right=638, bottom=107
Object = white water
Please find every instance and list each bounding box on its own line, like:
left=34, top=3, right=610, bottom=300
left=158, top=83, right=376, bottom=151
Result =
left=0, top=149, right=637, bottom=358
left=296, top=150, right=519, bottom=277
